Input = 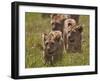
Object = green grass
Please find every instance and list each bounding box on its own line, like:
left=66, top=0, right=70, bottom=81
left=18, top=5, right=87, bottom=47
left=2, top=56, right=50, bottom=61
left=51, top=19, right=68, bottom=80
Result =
left=25, top=12, right=89, bottom=68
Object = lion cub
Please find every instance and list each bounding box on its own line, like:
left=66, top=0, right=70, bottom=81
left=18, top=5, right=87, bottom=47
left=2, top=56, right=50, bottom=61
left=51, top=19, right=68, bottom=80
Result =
left=42, top=31, right=64, bottom=65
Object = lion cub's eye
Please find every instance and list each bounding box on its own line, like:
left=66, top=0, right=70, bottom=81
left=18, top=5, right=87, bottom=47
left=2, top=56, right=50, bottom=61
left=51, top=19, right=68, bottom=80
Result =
left=68, top=31, right=70, bottom=33
left=51, top=22, right=55, bottom=25
left=51, top=42, right=54, bottom=45
left=45, top=42, right=48, bottom=46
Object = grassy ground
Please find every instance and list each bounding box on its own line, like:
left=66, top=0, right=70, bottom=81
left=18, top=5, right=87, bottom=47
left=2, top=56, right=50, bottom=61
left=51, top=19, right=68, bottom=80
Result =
left=25, top=12, right=89, bottom=68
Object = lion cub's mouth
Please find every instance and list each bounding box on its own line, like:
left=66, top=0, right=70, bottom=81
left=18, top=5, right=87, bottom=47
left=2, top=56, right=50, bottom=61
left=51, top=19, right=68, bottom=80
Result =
left=48, top=51, right=55, bottom=54
left=48, top=49, right=57, bottom=55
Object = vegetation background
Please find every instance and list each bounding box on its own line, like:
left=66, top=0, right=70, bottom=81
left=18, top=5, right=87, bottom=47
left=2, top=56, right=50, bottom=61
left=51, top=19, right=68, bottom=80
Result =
left=25, top=12, right=89, bottom=68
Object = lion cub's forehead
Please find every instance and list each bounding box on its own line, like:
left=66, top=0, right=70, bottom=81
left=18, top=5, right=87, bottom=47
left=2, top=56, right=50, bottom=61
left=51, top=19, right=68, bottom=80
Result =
left=45, top=31, right=62, bottom=41
left=47, top=34, right=55, bottom=41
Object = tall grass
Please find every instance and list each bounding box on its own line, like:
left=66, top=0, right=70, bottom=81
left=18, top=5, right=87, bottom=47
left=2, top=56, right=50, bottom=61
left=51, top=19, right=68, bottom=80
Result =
left=25, top=12, right=89, bottom=68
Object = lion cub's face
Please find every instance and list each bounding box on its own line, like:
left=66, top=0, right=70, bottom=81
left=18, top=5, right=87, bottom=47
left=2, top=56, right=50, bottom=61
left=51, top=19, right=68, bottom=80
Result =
left=67, top=25, right=83, bottom=41
left=45, top=39, right=57, bottom=54
left=50, top=14, right=65, bottom=32
left=42, top=31, right=62, bottom=55
left=67, top=25, right=83, bottom=52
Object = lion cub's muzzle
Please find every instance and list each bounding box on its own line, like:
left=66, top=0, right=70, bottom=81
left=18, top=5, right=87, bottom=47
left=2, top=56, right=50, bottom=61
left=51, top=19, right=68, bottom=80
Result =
left=45, top=41, right=57, bottom=55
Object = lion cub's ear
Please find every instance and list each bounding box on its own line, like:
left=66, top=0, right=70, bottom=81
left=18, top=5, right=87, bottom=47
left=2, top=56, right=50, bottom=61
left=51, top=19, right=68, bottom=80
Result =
left=77, top=25, right=83, bottom=33
left=59, top=14, right=66, bottom=21
left=42, top=33, right=48, bottom=41
left=50, top=14, right=57, bottom=19
left=55, top=35, right=61, bottom=42
left=55, top=32, right=62, bottom=42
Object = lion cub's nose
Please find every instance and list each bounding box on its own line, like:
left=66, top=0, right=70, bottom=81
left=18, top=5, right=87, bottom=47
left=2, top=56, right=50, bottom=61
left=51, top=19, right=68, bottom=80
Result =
left=47, top=46, right=50, bottom=51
